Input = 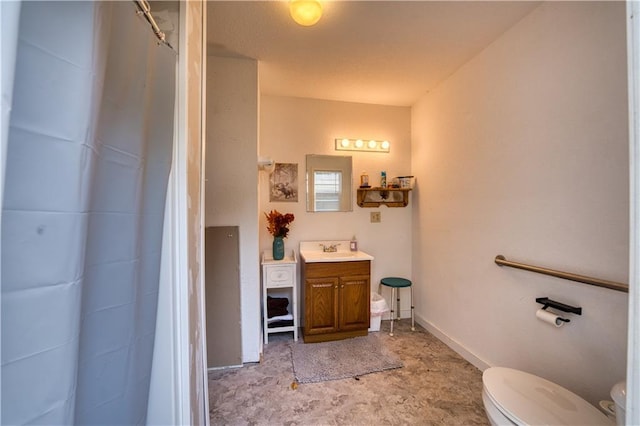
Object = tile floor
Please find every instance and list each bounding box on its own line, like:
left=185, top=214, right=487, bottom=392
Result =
left=208, top=320, right=489, bottom=425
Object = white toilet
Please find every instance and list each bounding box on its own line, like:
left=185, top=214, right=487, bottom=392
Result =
left=482, top=367, right=625, bottom=425
left=610, top=380, right=626, bottom=425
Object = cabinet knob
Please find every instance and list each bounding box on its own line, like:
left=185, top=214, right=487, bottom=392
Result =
left=341, top=285, right=345, bottom=288
left=334, top=286, right=338, bottom=289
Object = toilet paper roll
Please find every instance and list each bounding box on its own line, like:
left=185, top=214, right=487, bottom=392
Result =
left=536, top=308, right=565, bottom=327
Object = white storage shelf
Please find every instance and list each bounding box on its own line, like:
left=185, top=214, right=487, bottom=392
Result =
left=261, top=250, right=298, bottom=344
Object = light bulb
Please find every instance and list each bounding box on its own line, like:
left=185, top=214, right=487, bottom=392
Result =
left=355, top=139, right=363, bottom=148
left=368, top=140, right=377, bottom=149
left=341, top=138, right=350, bottom=148
left=289, top=0, right=323, bottom=27
left=381, top=140, right=390, bottom=150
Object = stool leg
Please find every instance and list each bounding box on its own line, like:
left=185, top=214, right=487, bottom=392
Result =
left=389, top=287, right=395, bottom=337
left=396, top=290, right=401, bottom=320
left=410, top=285, right=415, bottom=331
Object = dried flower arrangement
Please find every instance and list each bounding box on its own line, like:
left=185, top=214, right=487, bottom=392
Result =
left=264, top=210, right=295, bottom=238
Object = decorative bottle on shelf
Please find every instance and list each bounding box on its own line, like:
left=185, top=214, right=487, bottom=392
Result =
left=350, top=236, right=358, bottom=252
left=380, top=171, right=387, bottom=188
left=360, top=171, right=369, bottom=188
left=272, top=236, right=285, bottom=260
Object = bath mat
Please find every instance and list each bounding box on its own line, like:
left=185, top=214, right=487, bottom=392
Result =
left=290, top=334, right=403, bottom=384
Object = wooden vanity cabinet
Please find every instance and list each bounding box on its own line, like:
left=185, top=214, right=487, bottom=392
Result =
left=302, top=260, right=370, bottom=343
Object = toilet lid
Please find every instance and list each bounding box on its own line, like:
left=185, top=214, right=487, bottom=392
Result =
left=483, top=367, right=611, bottom=425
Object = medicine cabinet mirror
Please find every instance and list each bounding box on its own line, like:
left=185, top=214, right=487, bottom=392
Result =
left=306, top=154, right=353, bottom=212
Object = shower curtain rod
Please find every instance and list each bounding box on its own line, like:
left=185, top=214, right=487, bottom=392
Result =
left=134, top=0, right=172, bottom=49
left=494, top=255, right=629, bottom=293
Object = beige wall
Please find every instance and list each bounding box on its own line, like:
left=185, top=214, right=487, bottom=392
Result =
left=259, top=95, right=412, bottom=320
left=206, top=56, right=260, bottom=363
left=411, top=1, right=628, bottom=405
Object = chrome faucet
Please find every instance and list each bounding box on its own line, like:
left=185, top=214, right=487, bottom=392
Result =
left=320, top=243, right=339, bottom=252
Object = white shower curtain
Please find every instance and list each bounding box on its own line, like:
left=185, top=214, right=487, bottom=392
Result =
left=1, top=1, right=176, bottom=424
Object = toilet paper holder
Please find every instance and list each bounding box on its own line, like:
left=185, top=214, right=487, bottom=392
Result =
left=536, top=297, right=582, bottom=317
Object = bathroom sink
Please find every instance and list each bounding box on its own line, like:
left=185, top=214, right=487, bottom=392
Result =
left=299, top=241, right=374, bottom=263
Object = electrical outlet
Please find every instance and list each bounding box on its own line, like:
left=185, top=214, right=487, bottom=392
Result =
left=370, top=211, right=381, bottom=223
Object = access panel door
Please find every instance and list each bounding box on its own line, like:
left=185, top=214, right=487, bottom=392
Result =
left=205, top=226, right=242, bottom=368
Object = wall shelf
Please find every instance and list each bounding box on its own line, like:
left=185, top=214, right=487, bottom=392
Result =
left=357, top=187, right=412, bottom=207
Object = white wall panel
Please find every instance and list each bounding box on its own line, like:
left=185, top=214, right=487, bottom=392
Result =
left=412, top=1, right=628, bottom=405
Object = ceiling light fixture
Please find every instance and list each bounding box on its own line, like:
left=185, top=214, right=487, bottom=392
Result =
left=289, top=0, right=323, bottom=27
left=335, top=138, right=390, bottom=153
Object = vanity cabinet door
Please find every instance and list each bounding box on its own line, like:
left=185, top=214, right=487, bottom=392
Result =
left=302, top=260, right=370, bottom=342
left=304, top=277, right=339, bottom=335
left=338, top=274, right=370, bottom=331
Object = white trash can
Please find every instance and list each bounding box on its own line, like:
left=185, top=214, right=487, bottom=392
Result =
left=369, top=292, right=389, bottom=332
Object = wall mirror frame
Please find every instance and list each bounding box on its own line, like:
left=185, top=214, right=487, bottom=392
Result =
left=306, top=154, right=353, bottom=212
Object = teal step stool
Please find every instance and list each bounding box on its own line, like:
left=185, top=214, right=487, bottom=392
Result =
left=380, top=277, right=415, bottom=336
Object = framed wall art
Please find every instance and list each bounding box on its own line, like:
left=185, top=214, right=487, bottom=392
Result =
left=270, top=163, right=298, bottom=202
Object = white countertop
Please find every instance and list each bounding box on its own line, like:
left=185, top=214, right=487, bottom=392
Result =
left=299, top=240, right=374, bottom=263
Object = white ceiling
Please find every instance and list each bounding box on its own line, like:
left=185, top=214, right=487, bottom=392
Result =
left=207, top=1, right=541, bottom=107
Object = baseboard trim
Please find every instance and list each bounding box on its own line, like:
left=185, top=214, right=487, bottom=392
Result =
left=415, top=314, right=491, bottom=372
left=207, top=364, right=243, bottom=372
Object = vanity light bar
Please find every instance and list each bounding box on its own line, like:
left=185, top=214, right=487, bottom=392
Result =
left=334, top=138, right=390, bottom=153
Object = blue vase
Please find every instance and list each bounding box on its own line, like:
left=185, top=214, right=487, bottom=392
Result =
left=272, top=236, right=285, bottom=260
